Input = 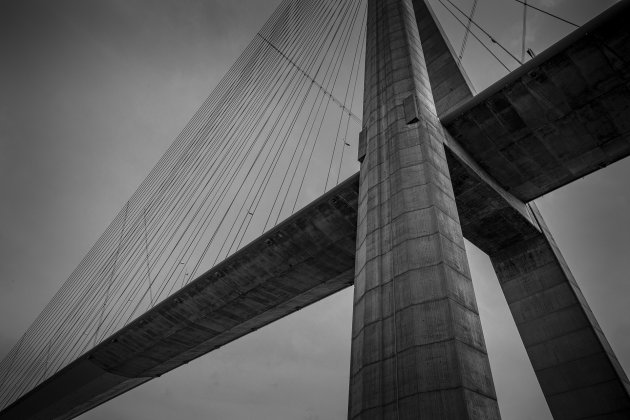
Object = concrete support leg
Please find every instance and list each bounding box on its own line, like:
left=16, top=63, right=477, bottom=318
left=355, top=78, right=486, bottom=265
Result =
left=491, top=206, right=630, bottom=419
left=348, top=0, right=500, bottom=418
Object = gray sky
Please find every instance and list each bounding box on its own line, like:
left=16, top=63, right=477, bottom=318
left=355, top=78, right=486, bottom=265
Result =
left=1, top=0, right=628, bottom=419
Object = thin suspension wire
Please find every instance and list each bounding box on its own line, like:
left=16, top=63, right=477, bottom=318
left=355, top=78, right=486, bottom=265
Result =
left=434, top=0, right=512, bottom=72
left=458, top=0, right=479, bottom=63
left=336, top=11, right=366, bottom=185
left=511, top=0, right=579, bottom=27
left=441, top=0, right=523, bottom=66
left=521, top=0, right=528, bottom=62
left=326, top=2, right=367, bottom=191
left=258, top=34, right=361, bottom=123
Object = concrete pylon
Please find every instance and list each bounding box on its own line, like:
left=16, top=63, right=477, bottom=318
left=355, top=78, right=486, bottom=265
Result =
left=348, top=0, right=501, bottom=418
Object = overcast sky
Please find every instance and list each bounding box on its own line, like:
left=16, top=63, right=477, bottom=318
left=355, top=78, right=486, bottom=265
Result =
left=1, top=0, right=628, bottom=419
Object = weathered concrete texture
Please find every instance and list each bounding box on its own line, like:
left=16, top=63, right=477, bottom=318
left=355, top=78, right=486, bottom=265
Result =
left=411, top=0, right=475, bottom=117
left=490, top=205, right=630, bottom=419
left=444, top=133, right=541, bottom=255
left=349, top=0, right=499, bottom=418
left=442, top=0, right=630, bottom=202
left=0, top=176, right=359, bottom=420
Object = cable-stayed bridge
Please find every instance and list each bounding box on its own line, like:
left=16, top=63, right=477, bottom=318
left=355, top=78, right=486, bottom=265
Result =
left=1, top=0, right=630, bottom=418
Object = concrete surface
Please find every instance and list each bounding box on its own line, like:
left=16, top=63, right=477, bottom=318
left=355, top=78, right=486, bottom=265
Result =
left=442, top=0, right=630, bottom=202
left=348, top=0, right=499, bottom=418
left=412, top=0, right=476, bottom=117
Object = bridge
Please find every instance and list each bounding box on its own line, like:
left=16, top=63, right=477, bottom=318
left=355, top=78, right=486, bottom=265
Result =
left=1, top=0, right=629, bottom=418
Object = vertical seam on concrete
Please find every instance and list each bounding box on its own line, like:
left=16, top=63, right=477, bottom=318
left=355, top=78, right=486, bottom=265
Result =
left=386, top=3, right=402, bottom=418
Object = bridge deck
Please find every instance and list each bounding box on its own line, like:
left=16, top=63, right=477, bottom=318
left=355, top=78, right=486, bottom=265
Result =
left=442, top=0, right=630, bottom=202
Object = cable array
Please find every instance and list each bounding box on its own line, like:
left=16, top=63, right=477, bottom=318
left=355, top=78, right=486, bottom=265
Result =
left=0, top=0, right=366, bottom=409
left=432, top=0, right=581, bottom=74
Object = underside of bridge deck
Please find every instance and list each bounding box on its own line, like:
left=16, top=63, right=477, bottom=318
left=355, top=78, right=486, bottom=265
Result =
left=441, top=0, right=630, bottom=202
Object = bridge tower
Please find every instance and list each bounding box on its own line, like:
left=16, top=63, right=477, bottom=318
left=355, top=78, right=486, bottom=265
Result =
left=350, top=0, right=630, bottom=419
left=350, top=0, right=501, bottom=417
